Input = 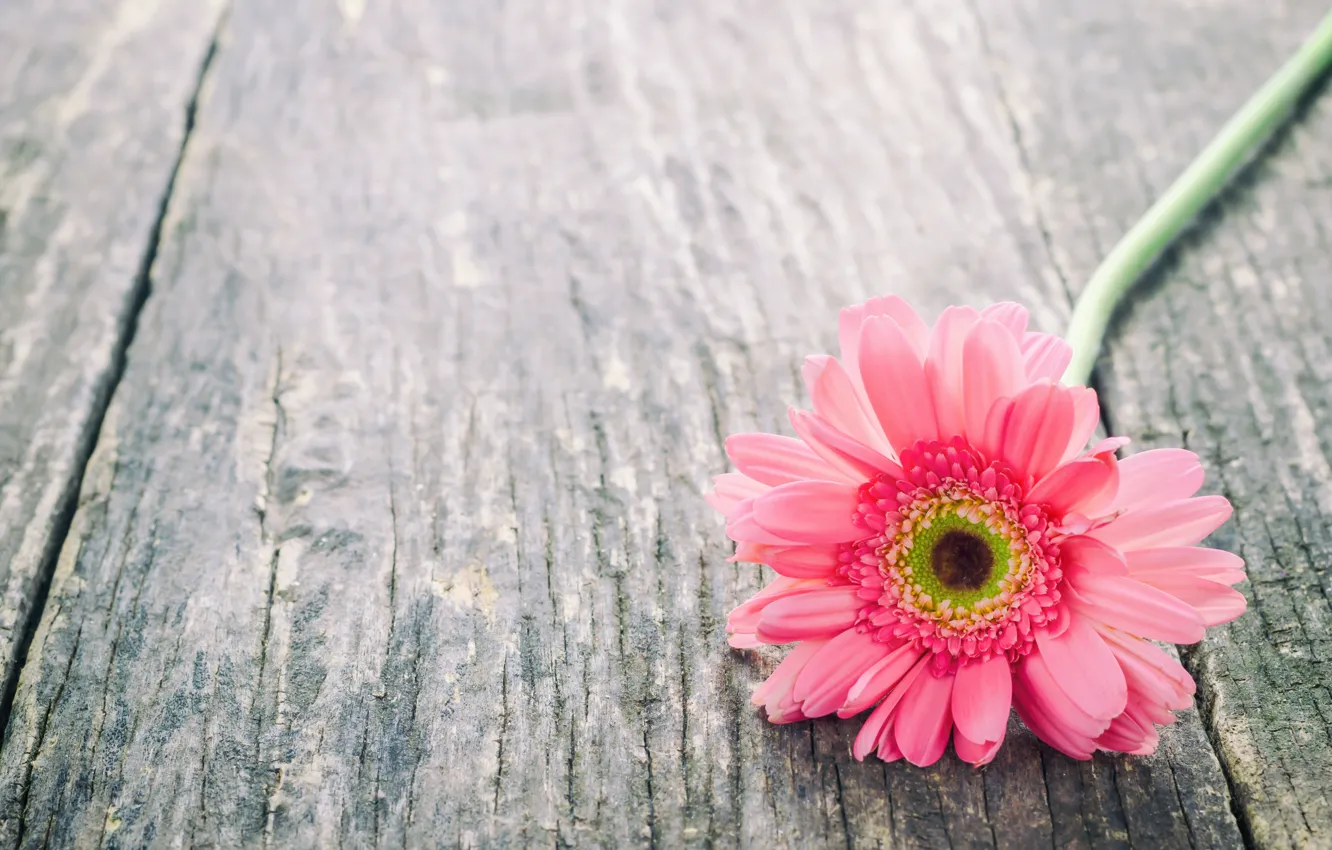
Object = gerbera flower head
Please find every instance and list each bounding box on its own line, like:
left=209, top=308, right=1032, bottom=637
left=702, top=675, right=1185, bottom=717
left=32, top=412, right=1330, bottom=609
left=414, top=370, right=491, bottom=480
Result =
left=709, top=298, right=1245, bottom=767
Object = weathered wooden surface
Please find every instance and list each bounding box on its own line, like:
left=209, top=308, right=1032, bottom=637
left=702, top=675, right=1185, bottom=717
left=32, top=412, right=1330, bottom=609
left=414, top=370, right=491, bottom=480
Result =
left=0, top=0, right=224, bottom=731
left=0, top=0, right=1327, bottom=847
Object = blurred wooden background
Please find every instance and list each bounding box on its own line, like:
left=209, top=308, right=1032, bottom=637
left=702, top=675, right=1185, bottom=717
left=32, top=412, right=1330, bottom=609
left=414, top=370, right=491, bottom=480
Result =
left=0, top=0, right=1329, bottom=846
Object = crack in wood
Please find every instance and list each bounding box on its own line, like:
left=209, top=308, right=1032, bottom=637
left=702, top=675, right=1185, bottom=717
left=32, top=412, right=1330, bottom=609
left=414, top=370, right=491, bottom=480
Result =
left=0, top=7, right=225, bottom=753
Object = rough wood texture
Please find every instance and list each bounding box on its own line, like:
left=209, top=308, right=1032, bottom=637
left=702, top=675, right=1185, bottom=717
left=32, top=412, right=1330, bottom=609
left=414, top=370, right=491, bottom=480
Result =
left=973, top=1, right=1332, bottom=845
left=2, top=0, right=1328, bottom=846
left=0, top=0, right=224, bottom=719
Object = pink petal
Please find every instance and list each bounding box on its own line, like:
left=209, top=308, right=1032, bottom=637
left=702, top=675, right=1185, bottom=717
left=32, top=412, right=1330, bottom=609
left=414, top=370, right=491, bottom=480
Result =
left=793, top=629, right=893, bottom=717
left=1134, top=697, right=1178, bottom=729
left=997, top=382, right=1076, bottom=483
left=953, top=726, right=1005, bottom=767
left=727, top=634, right=765, bottom=650
left=1027, top=450, right=1119, bottom=519
left=1066, top=566, right=1206, bottom=644
left=751, top=480, right=864, bottom=544
left=951, top=654, right=1012, bottom=745
left=1018, top=650, right=1111, bottom=739
left=801, top=355, right=829, bottom=393
left=1012, top=680, right=1097, bottom=761
left=726, top=576, right=829, bottom=646
left=726, top=433, right=846, bottom=487
left=743, top=575, right=822, bottom=600
left=839, top=642, right=924, bottom=717
left=726, top=500, right=803, bottom=545
left=764, top=545, right=842, bottom=579
left=840, top=296, right=931, bottom=381
left=1022, top=333, right=1073, bottom=383
left=1110, top=449, right=1205, bottom=514
left=981, top=302, right=1029, bottom=338
left=877, top=734, right=906, bottom=762
left=1014, top=652, right=1109, bottom=760
left=752, top=639, right=827, bottom=720
left=768, top=701, right=808, bottom=725
left=1033, top=617, right=1128, bottom=721
left=1058, top=535, right=1129, bottom=577
left=859, top=316, right=940, bottom=453
left=789, top=408, right=899, bottom=482
left=961, top=319, right=1026, bottom=446
left=1061, top=387, right=1101, bottom=463
left=1089, top=436, right=1131, bottom=456
left=1132, top=573, right=1247, bottom=626
left=978, top=396, right=1015, bottom=467
left=1090, top=495, right=1233, bottom=550
left=1096, top=710, right=1158, bottom=755
left=1099, top=628, right=1194, bottom=710
left=1125, top=547, right=1246, bottom=585
left=1136, top=694, right=1178, bottom=727
left=756, top=586, right=865, bottom=643
left=729, top=541, right=769, bottom=564
left=893, top=670, right=955, bottom=767
left=805, top=355, right=894, bottom=454
left=853, top=699, right=897, bottom=761
left=925, top=306, right=980, bottom=439
left=707, top=472, right=768, bottom=515
left=852, top=656, right=927, bottom=760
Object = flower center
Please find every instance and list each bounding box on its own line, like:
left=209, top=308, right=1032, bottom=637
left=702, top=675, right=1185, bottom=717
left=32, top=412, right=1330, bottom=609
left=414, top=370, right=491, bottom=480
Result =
left=895, top=501, right=1019, bottom=613
left=932, top=530, right=994, bottom=592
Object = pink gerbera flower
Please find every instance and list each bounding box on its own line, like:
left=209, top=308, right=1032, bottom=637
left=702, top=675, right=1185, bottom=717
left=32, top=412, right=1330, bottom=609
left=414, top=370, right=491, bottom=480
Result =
left=709, top=297, right=1246, bottom=767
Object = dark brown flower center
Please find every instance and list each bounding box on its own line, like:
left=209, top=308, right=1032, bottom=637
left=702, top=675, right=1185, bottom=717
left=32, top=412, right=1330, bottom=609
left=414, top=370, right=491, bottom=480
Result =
left=931, top=530, right=994, bottom=592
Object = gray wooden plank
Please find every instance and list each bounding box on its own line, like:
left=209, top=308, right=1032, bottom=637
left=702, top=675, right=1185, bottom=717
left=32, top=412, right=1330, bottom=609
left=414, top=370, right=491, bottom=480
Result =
left=971, top=0, right=1332, bottom=845
left=0, top=0, right=225, bottom=743
left=0, top=0, right=1255, bottom=847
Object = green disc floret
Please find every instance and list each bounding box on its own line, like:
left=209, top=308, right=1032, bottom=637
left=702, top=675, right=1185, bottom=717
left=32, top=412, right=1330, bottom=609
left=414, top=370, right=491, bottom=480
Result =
left=900, top=506, right=1015, bottom=611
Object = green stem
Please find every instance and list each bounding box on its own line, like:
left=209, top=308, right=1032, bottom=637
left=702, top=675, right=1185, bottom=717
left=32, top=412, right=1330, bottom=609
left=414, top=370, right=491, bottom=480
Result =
left=1062, top=10, right=1332, bottom=386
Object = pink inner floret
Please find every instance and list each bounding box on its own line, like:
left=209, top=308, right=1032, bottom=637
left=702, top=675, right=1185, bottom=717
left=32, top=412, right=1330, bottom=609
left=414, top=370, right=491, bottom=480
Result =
left=840, top=439, right=1063, bottom=671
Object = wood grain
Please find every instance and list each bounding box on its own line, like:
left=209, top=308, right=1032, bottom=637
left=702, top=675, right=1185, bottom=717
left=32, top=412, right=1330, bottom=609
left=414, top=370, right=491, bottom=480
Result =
left=0, top=0, right=224, bottom=741
left=5, top=0, right=1329, bottom=846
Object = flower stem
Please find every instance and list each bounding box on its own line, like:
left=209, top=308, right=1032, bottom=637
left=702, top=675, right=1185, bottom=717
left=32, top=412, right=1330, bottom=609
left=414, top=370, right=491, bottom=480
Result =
left=1062, top=11, right=1332, bottom=386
